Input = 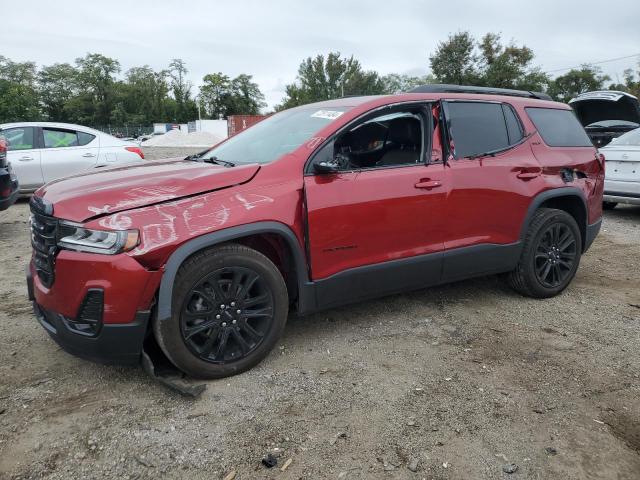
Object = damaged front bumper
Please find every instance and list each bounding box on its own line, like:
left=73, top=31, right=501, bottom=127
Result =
left=33, top=303, right=150, bottom=365
left=27, top=264, right=150, bottom=365
left=27, top=267, right=206, bottom=397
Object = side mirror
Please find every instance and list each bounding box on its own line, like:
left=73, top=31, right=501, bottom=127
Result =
left=314, top=160, right=340, bottom=174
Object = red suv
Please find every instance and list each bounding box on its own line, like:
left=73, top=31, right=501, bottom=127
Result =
left=27, top=85, right=604, bottom=379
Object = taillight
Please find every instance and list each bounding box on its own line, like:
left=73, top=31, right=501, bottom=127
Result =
left=0, top=136, right=7, bottom=167
left=125, top=146, right=144, bottom=159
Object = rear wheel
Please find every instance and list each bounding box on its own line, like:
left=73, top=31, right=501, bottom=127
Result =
left=508, top=208, right=581, bottom=298
left=154, top=244, right=288, bottom=379
left=602, top=201, right=617, bottom=210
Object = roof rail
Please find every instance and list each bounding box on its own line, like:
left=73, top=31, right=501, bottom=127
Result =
left=408, top=84, right=552, bottom=101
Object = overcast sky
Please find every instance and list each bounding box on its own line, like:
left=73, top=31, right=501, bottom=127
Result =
left=2, top=0, right=639, bottom=109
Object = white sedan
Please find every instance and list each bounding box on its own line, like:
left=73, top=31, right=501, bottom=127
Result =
left=0, top=122, right=145, bottom=194
left=600, top=127, right=640, bottom=208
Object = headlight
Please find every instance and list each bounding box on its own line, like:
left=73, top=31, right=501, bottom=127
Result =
left=58, top=222, right=139, bottom=255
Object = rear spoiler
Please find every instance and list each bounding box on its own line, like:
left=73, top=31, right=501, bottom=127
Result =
left=569, top=90, right=638, bottom=104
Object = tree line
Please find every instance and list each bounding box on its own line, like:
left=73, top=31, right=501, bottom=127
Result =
left=0, top=54, right=266, bottom=127
left=1, top=31, right=639, bottom=127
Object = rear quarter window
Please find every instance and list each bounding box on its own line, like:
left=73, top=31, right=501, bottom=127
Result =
left=503, top=104, right=524, bottom=144
left=526, top=107, right=592, bottom=147
left=77, top=131, right=96, bottom=146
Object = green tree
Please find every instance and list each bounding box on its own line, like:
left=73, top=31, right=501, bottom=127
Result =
left=227, top=74, right=266, bottom=115
left=429, top=31, right=549, bottom=91
left=168, top=58, right=196, bottom=122
left=38, top=63, right=78, bottom=122
left=73, top=53, right=121, bottom=125
left=277, top=52, right=385, bottom=110
left=0, top=56, right=41, bottom=122
left=617, top=64, right=640, bottom=98
left=547, top=65, right=611, bottom=102
left=429, top=32, right=478, bottom=85
left=381, top=73, right=435, bottom=94
left=120, top=66, right=170, bottom=124
left=199, top=72, right=232, bottom=119
left=477, top=33, right=549, bottom=91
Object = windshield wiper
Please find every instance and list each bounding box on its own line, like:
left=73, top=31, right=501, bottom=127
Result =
left=186, top=154, right=235, bottom=167
left=185, top=148, right=213, bottom=161
left=203, top=156, right=235, bottom=168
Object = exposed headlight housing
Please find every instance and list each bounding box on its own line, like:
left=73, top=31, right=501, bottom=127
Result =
left=57, top=221, right=139, bottom=255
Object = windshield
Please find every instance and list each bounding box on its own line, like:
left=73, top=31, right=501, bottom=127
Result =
left=200, top=107, right=349, bottom=165
left=609, top=127, right=640, bottom=146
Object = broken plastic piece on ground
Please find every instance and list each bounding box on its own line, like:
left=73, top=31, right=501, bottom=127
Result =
left=280, top=458, right=292, bottom=471
left=141, top=342, right=206, bottom=398
left=262, top=453, right=278, bottom=468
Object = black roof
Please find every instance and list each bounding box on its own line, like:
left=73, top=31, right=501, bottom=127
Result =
left=408, top=84, right=552, bottom=101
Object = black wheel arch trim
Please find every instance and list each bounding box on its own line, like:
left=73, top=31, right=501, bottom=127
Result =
left=520, top=187, right=593, bottom=251
left=156, top=222, right=311, bottom=323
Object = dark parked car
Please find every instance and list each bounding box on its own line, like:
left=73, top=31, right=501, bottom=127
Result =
left=0, top=135, right=19, bottom=211
left=27, top=85, right=603, bottom=379
left=570, top=90, right=640, bottom=147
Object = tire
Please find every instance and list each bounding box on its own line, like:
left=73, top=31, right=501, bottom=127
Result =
left=603, top=201, right=617, bottom=210
left=508, top=208, right=582, bottom=298
left=153, top=244, right=288, bottom=379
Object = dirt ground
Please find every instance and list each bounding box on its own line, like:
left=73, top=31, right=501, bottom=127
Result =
left=1, top=148, right=639, bottom=479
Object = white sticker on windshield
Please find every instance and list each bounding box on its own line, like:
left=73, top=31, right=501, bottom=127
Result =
left=311, top=110, right=344, bottom=120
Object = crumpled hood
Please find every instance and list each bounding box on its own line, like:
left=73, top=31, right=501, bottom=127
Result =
left=569, top=91, right=640, bottom=127
left=36, top=158, right=260, bottom=222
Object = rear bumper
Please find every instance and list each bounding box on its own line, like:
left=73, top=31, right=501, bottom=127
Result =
left=0, top=169, right=19, bottom=211
left=603, top=191, right=640, bottom=205
left=604, top=179, right=640, bottom=205
left=27, top=266, right=149, bottom=365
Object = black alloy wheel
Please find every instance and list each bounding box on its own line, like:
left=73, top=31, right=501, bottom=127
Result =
left=507, top=208, right=582, bottom=298
left=533, top=222, right=578, bottom=289
left=154, top=244, right=289, bottom=379
left=180, top=267, right=274, bottom=363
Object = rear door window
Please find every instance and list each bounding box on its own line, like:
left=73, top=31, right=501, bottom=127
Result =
left=3, top=127, right=36, bottom=151
left=445, top=102, right=509, bottom=158
left=43, top=129, right=79, bottom=148
left=526, top=108, right=592, bottom=147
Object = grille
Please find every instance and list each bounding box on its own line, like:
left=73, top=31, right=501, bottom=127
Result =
left=30, top=203, right=58, bottom=288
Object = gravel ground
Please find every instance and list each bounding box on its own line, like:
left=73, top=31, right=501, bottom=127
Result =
left=1, top=149, right=639, bottom=479
left=141, top=146, right=202, bottom=160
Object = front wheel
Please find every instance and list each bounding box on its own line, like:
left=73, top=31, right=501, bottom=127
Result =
left=602, top=201, right=617, bottom=210
left=508, top=208, right=581, bottom=298
left=154, top=244, right=289, bottom=379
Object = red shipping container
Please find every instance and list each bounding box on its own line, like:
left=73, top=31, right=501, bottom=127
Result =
left=227, top=115, right=268, bottom=136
